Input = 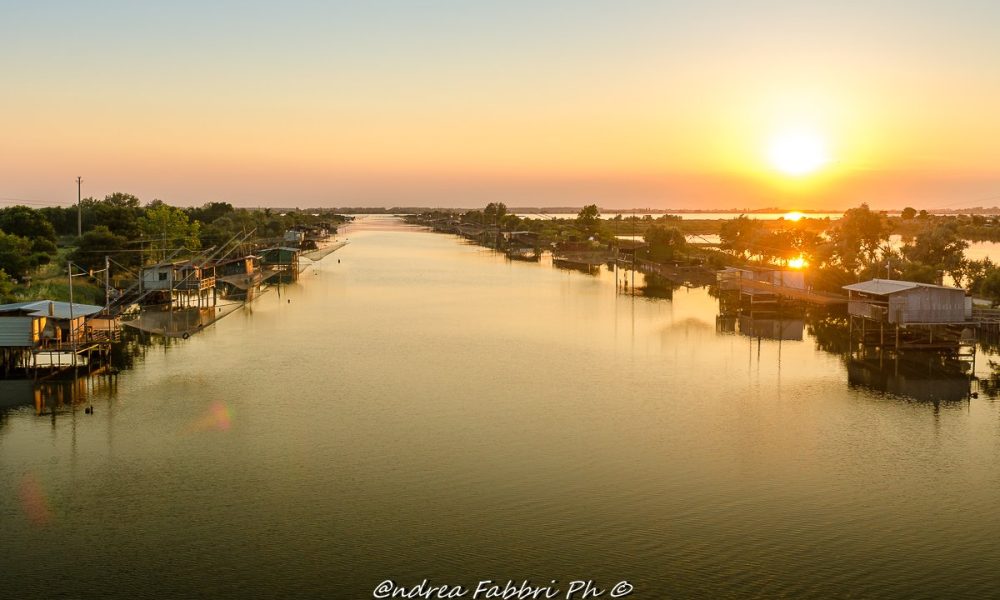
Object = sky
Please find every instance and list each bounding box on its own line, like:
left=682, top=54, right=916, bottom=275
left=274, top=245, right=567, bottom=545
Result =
left=2, top=0, right=1000, bottom=210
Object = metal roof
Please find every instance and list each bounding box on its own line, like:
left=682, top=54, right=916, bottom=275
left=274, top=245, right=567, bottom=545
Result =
left=0, top=300, right=103, bottom=320
left=843, top=279, right=962, bottom=296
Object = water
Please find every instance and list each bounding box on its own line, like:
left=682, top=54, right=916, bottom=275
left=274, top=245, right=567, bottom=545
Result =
left=3, top=216, right=1000, bottom=599
left=517, top=212, right=843, bottom=221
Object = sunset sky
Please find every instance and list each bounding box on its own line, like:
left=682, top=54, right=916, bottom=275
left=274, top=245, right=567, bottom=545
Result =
left=3, top=1, right=1000, bottom=209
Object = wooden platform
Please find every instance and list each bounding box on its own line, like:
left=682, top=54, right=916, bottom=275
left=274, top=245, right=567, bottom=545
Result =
left=731, top=278, right=848, bottom=306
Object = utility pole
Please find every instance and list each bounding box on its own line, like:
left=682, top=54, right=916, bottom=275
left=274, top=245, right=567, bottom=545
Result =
left=68, top=261, right=76, bottom=367
left=76, top=176, right=83, bottom=237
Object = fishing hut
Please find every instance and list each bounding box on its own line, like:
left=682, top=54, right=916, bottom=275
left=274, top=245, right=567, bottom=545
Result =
left=260, top=247, right=301, bottom=282
left=140, top=260, right=217, bottom=308
left=717, top=266, right=845, bottom=307
left=503, top=231, right=540, bottom=261
left=213, top=255, right=263, bottom=298
left=0, top=300, right=116, bottom=376
left=844, top=279, right=974, bottom=354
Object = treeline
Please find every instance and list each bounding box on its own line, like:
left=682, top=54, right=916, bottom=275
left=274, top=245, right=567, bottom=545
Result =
left=715, top=204, right=1000, bottom=299
left=0, top=193, right=345, bottom=301
left=412, top=203, right=699, bottom=264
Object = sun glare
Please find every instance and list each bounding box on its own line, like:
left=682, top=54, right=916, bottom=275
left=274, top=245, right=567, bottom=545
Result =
left=783, top=211, right=805, bottom=221
left=767, top=130, right=830, bottom=177
left=787, top=255, right=808, bottom=269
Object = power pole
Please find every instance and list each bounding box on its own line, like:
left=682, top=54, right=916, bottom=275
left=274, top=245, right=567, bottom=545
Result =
left=76, top=176, right=83, bottom=237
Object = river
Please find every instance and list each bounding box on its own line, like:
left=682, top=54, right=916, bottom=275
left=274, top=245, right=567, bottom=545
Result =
left=3, top=216, right=1000, bottom=599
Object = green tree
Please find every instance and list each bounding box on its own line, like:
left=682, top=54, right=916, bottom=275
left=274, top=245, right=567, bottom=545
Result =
left=0, top=205, right=57, bottom=244
left=576, top=204, right=601, bottom=235
left=0, top=269, right=14, bottom=302
left=138, top=203, right=201, bottom=261
left=957, top=257, right=995, bottom=291
left=644, top=225, right=687, bottom=262
left=84, top=193, right=143, bottom=239
left=188, top=201, right=235, bottom=224
left=71, top=226, right=131, bottom=271
left=901, top=222, right=967, bottom=284
left=0, top=231, right=35, bottom=280
left=829, top=204, right=889, bottom=273
left=980, top=270, right=1000, bottom=306
left=901, top=207, right=917, bottom=220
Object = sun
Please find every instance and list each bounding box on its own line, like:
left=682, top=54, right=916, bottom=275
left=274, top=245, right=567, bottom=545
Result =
left=787, top=255, right=808, bottom=269
left=766, top=129, right=830, bottom=177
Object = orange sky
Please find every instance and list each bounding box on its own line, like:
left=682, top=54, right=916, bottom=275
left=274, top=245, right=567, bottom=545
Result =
left=2, top=2, right=1000, bottom=209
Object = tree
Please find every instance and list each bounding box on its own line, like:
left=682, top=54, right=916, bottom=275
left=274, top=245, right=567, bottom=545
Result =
left=138, top=203, right=201, bottom=261
left=957, top=257, right=994, bottom=291
left=0, top=231, right=35, bottom=280
left=39, top=206, right=76, bottom=236
left=901, top=222, right=967, bottom=284
left=980, top=271, right=1000, bottom=306
left=829, top=204, right=889, bottom=273
left=71, top=226, right=131, bottom=271
left=0, top=269, right=14, bottom=302
left=188, top=201, right=235, bottom=225
left=85, top=193, right=143, bottom=239
left=576, top=204, right=601, bottom=235
left=719, top=215, right=763, bottom=260
left=0, top=205, right=57, bottom=244
left=901, top=207, right=917, bottom=220
left=644, top=225, right=687, bottom=262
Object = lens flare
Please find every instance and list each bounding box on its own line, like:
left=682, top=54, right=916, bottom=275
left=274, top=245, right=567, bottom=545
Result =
left=19, top=473, right=53, bottom=525
left=188, top=401, right=232, bottom=432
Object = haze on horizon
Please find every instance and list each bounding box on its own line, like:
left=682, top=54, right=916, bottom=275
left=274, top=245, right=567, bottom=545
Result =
left=2, top=1, right=1000, bottom=211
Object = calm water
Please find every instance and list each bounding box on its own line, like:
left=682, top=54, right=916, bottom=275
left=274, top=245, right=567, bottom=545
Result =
left=3, top=217, right=1000, bottom=599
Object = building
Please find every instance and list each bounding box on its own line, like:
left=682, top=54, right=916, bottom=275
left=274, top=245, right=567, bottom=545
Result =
left=259, top=247, right=301, bottom=282
left=140, top=261, right=217, bottom=308
left=844, top=279, right=970, bottom=324
left=0, top=300, right=118, bottom=375
left=213, top=255, right=263, bottom=297
left=718, top=266, right=805, bottom=291
left=0, top=300, right=103, bottom=349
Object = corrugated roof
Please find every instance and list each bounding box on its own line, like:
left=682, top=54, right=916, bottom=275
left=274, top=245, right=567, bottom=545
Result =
left=0, top=300, right=103, bottom=320
left=843, top=279, right=962, bottom=296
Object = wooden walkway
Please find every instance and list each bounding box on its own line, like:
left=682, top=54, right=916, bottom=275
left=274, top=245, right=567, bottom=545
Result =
left=730, top=278, right=848, bottom=306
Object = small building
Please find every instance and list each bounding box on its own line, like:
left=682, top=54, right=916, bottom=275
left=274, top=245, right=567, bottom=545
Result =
left=140, top=261, right=217, bottom=308
left=213, top=255, right=263, bottom=297
left=259, top=247, right=301, bottom=282
left=283, top=230, right=305, bottom=245
left=718, top=266, right=805, bottom=291
left=0, top=300, right=103, bottom=349
left=844, top=279, right=969, bottom=324
left=214, top=255, right=261, bottom=279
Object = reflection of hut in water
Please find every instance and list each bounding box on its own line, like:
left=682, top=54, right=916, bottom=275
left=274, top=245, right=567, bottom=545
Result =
left=737, top=315, right=804, bottom=340
left=122, top=305, right=229, bottom=339
left=847, top=354, right=971, bottom=402
left=0, top=378, right=96, bottom=415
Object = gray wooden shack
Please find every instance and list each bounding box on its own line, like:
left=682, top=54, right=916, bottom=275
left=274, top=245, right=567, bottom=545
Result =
left=843, top=279, right=969, bottom=324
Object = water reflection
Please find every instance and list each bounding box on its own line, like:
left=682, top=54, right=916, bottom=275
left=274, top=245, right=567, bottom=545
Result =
left=847, top=353, right=973, bottom=403
left=0, top=328, right=155, bottom=423
left=714, top=289, right=977, bottom=404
